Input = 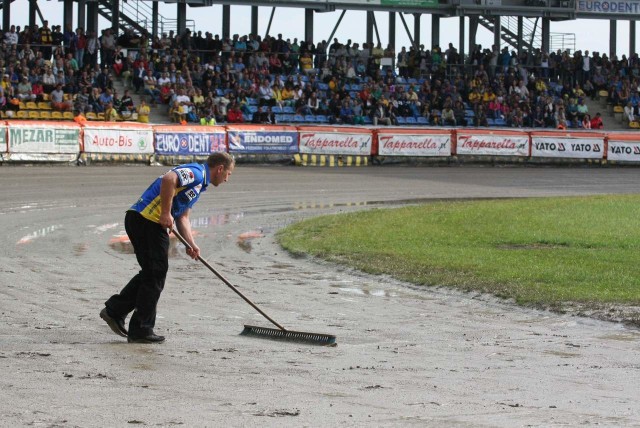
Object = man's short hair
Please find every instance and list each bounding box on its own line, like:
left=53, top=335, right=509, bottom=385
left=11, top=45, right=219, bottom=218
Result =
left=207, top=152, right=234, bottom=170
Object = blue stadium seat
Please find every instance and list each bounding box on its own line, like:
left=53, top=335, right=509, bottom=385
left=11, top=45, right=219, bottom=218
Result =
left=350, top=84, right=362, bottom=92
left=316, top=115, right=328, bottom=123
left=283, top=106, right=295, bottom=114
left=281, top=114, right=293, bottom=123
left=292, top=114, right=305, bottom=123
left=416, top=116, right=429, bottom=125
left=304, top=115, right=316, bottom=123
left=247, top=97, right=258, bottom=105
left=397, top=116, right=407, bottom=125
left=406, top=117, right=417, bottom=125
left=363, top=116, right=373, bottom=125
left=243, top=113, right=253, bottom=122
left=465, top=109, right=475, bottom=118
left=248, top=105, right=258, bottom=113
left=494, top=118, right=506, bottom=127
left=317, top=83, right=329, bottom=91
left=487, top=118, right=495, bottom=126
left=272, top=106, right=283, bottom=113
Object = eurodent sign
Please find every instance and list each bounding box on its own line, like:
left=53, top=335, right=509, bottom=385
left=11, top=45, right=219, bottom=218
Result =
left=531, top=135, right=604, bottom=158
left=227, top=128, right=299, bottom=154
left=577, top=0, right=640, bottom=14
left=83, top=124, right=154, bottom=154
left=8, top=123, right=79, bottom=154
left=155, top=131, right=226, bottom=155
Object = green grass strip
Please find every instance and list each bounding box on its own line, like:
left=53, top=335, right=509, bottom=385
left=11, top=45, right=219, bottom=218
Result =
left=277, top=195, right=640, bottom=308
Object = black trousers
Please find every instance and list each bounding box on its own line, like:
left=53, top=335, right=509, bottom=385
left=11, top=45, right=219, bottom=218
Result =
left=106, top=211, right=169, bottom=337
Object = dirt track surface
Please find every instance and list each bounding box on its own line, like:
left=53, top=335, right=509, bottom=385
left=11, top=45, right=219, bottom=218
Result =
left=1, top=165, right=639, bottom=427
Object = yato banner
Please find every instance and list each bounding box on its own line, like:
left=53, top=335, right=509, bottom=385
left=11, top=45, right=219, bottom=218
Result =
left=155, top=131, right=226, bottom=155
left=228, top=130, right=298, bottom=154
left=531, top=137, right=604, bottom=159
left=608, top=140, right=640, bottom=162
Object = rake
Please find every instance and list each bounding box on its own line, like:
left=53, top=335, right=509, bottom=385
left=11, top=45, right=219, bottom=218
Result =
left=172, top=227, right=336, bottom=346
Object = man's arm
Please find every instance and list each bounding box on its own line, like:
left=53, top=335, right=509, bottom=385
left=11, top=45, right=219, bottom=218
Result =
left=175, top=209, right=200, bottom=260
left=159, top=170, right=178, bottom=229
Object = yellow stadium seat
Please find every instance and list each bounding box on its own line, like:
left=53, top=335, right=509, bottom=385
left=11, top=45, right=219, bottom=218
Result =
left=16, top=110, right=28, bottom=119
left=97, top=112, right=105, bottom=120
left=51, top=111, right=63, bottom=120
left=38, top=102, right=51, bottom=110
left=26, top=101, right=38, bottom=110
left=28, top=111, right=39, bottom=119
left=39, top=111, right=52, bottom=120
left=629, top=121, right=640, bottom=129
left=86, top=112, right=97, bottom=120
left=598, top=90, right=608, bottom=98
left=41, top=93, right=50, bottom=101
left=63, top=112, right=74, bottom=120
left=613, top=105, right=624, bottom=113
left=63, top=93, right=72, bottom=101
left=19, top=101, right=26, bottom=110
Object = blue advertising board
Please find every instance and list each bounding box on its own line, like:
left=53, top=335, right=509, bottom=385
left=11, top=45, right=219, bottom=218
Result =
left=227, top=129, right=299, bottom=154
left=155, top=131, right=226, bottom=155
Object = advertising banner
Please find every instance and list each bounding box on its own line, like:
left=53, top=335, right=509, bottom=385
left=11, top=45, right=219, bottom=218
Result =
left=576, top=0, right=640, bottom=15
left=377, top=129, right=451, bottom=156
left=298, top=127, right=372, bottom=155
left=154, top=125, right=226, bottom=155
left=456, top=131, right=529, bottom=156
left=7, top=121, right=80, bottom=154
left=83, top=123, right=154, bottom=154
left=531, top=133, right=605, bottom=159
left=606, top=133, right=640, bottom=161
left=226, top=125, right=299, bottom=154
left=0, top=123, right=6, bottom=154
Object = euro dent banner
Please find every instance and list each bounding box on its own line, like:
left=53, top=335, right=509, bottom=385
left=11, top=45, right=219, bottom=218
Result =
left=7, top=121, right=80, bottom=154
left=155, top=128, right=226, bottom=155
left=456, top=131, right=529, bottom=156
left=531, top=133, right=605, bottom=159
left=83, top=123, right=154, bottom=154
left=576, top=0, right=640, bottom=14
left=377, top=130, right=451, bottom=156
left=227, top=126, right=299, bottom=154
left=298, top=127, right=372, bottom=155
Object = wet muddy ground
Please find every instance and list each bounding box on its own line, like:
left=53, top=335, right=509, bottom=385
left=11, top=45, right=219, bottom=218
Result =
left=1, top=165, right=639, bottom=426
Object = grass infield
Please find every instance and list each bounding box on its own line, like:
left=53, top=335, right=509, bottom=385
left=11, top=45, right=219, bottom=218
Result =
left=277, top=195, right=640, bottom=311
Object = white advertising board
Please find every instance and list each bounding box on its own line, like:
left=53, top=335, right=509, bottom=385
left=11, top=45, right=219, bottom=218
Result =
left=607, top=140, right=640, bottom=161
left=531, top=136, right=604, bottom=159
left=83, top=124, right=154, bottom=154
left=456, top=132, right=529, bottom=156
left=377, top=132, right=451, bottom=156
left=299, top=130, right=372, bottom=155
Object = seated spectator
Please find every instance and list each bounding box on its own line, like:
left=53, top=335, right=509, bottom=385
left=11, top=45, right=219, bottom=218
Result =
left=226, top=103, right=244, bottom=123
left=252, top=105, right=276, bottom=124
left=137, top=99, right=150, bottom=123
left=200, top=113, right=217, bottom=126
left=104, top=102, right=119, bottom=121
left=74, top=86, right=91, bottom=113
left=143, top=70, right=160, bottom=105
left=50, top=84, right=72, bottom=111
left=119, top=89, right=136, bottom=119
left=590, top=112, right=604, bottom=129
left=16, top=76, right=35, bottom=101
left=169, top=100, right=186, bottom=123
left=581, top=113, right=591, bottom=129
left=372, top=101, right=392, bottom=126
left=441, top=102, right=456, bottom=126
left=340, top=99, right=355, bottom=124
left=97, top=88, right=114, bottom=112
left=474, top=104, right=488, bottom=127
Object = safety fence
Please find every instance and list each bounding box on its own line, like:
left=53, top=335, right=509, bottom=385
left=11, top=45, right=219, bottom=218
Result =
left=1, top=120, right=640, bottom=165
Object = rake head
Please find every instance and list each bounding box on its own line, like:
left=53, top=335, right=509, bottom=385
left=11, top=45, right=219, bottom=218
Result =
left=241, top=325, right=337, bottom=346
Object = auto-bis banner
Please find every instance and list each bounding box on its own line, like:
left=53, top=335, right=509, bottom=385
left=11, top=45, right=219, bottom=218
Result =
left=227, top=125, right=299, bottom=154
left=83, top=123, right=154, bottom=154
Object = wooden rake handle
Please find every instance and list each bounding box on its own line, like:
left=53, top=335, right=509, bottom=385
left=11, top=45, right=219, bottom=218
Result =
left=171, top=227, right=286, bottom=331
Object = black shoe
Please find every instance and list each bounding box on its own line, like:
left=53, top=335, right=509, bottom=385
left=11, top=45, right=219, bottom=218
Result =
left=100, top=307, right=128, bottom=337
left=127, top=333, right=165, bottom=344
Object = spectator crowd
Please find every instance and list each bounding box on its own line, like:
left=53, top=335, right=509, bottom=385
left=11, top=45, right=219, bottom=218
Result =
left=2, top=19, right=640, bottom=129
